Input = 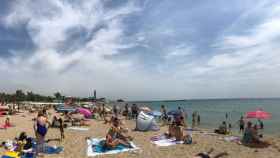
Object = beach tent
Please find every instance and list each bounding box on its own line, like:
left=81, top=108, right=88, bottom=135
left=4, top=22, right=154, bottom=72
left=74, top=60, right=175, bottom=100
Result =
left=136, top=111, right=159, bottom=131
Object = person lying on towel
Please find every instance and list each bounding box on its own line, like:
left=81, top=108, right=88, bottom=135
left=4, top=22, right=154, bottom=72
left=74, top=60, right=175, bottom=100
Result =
left=104, top=117, right=133, bottom=148
left=193, top=148, right=228, bottom=158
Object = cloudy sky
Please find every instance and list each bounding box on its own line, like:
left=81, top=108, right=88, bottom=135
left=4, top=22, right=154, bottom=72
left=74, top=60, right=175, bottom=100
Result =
left=0, top=0, right=280, bottom=100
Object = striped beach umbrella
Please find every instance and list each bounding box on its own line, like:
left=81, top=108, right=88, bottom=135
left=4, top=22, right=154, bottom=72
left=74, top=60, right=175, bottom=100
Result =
left=245, top=108, right=271, bottom=120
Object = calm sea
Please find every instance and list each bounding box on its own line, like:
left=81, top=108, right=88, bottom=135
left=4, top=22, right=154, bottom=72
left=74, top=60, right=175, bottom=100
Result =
left=126, top=98, right=280, bottom=135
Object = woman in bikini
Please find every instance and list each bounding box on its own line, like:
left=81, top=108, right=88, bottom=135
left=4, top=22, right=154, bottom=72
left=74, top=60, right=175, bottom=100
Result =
left=104, top=117, right=133, bottom=148
left=34, top=111, right=49, bottom=156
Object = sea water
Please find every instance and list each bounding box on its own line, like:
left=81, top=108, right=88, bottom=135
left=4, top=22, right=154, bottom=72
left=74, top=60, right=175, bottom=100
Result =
left=127, top=98, right=280, bottom=135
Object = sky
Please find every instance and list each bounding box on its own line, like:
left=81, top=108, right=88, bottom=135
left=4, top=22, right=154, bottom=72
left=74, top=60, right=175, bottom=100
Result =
left=0, top=0, right=280, bottom=100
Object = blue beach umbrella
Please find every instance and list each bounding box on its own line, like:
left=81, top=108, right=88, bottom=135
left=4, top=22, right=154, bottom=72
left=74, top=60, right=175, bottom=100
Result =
left=167, top=110, right=181, bottom=116
left=147, top=111, right=162, bottom=117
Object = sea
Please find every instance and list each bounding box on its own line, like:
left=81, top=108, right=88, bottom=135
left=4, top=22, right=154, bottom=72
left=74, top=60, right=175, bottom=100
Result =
left=124, top=98, right=280, bottom=135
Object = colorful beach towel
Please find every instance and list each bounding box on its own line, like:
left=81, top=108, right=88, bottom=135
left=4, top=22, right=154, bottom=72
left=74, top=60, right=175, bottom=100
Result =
left=67, top=127, right=89, bottom=131
left=1, top=151, right=20, bottom=158
left=151, top=135, right=183, bottom=147
left=86, top=138, right=138, bottom=157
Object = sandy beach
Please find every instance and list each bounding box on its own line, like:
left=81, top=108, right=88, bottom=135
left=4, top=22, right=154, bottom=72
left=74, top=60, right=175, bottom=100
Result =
left=0, top=110, right=280, bottom=158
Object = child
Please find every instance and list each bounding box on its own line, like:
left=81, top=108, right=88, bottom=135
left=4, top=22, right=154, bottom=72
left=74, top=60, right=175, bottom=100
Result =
left=58, top=118, right=65, bottom=141
left=4, top=117, right=11, bottom=128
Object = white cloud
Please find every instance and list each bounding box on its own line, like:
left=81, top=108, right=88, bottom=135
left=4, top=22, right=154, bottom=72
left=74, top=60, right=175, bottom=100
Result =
left=1, top=0, right=280, bottom=100
left=164, top=44, right=192, bottom=60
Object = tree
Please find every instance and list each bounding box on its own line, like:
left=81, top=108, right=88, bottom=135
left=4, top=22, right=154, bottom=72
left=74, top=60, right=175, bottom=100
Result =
left=15, top=89, right=25, bottom=102
left=26, top=91, right=35, bottom=101
left=54, top=92, right=62, bottom=100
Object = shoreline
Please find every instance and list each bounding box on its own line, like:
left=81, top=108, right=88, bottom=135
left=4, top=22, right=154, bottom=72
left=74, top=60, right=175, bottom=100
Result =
left=0, top=109, right=279, bottom=158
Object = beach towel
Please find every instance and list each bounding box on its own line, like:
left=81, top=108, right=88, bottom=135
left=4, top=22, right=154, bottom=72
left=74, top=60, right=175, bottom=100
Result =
left=219, top=136, right=240, bottom=142
left=1, top=151, right=20, bottom=158
left=185, top=128, right=201, bottom=132
left=86, top=138, right=138, bottom=157
left=150, top=135, right=183, bottom=147
left=0, top=124, right=14, bottom=129
left=43, top=146, right=63, bottom=154
left=67, top=127, right=89, bottom=131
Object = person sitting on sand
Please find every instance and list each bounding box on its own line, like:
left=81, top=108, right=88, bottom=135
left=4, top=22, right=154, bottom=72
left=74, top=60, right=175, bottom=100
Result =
left=193, top=148, right=228, bottom=158
left=214, top=121, right=228, bottom=135
left=104, top=117, right=133, bottom=148
left=22, top=137, right=34, bottom=157
left=14, top=131, right=28, bottom=152
left=3, top=117, right=12, bottom=128
left=80, top=119, right=90, bottom=126
left=166, top=116, right=185, bottom=141
left=242, top=121, right=254, bottom=144
left=252, top=124, right=261, bottom=143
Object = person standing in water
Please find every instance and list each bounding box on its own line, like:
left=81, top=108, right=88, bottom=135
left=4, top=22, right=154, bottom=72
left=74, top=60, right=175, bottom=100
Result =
left=197, top=113, right=201, bottom=126
left=192, top=112, right=196, bottom=128
left=238, top=116, right=245, bottom=133
left=225, top=113, right=229, bottom=120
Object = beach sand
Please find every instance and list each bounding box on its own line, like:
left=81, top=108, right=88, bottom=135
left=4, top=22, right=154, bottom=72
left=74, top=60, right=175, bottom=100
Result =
left=0, top=110, right=280, bottom=158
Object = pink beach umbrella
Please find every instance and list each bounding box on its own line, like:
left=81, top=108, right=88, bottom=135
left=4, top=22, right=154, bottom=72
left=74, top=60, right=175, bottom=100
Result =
left=245, top=108, right=271, bottom=120
left=77, top=108, right=92, bottom=118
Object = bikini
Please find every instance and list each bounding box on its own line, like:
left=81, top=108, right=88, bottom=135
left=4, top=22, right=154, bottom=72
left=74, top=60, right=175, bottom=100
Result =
left=37, top=122, right=47, bottom=137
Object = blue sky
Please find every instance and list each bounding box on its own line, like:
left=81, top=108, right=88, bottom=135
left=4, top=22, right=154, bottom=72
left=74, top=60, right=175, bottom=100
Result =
left=0, top=0, right=280, bottom=100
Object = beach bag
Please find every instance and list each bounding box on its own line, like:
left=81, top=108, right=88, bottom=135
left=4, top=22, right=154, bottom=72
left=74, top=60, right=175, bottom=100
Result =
left=184, top=135, right=193, bottom=144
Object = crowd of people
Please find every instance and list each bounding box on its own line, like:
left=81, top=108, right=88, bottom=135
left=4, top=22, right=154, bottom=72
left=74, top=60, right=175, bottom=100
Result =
left=0, top=103, right=272, bottom=158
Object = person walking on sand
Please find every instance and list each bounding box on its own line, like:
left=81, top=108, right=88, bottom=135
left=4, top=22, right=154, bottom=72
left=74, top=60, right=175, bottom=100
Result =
left=34, top=111, right=49, bottom=156
left=58, top=118, right=65, bottom=141
left=178, top=107, right=187, bottom=127
left=131, top=104, right=139, bottom=119
left=160, top=105, right=168, bottom=125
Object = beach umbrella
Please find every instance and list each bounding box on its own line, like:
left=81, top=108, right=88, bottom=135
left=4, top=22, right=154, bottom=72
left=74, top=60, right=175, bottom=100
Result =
left=167, top=110, right=181, bottom=116
left=139, top=106, right=151, bottom=112
left=77, top=108, right=92, bottom=118
left=147, top=111, right=162, bottom=117
left=245, top=109, right=271, bottom=120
